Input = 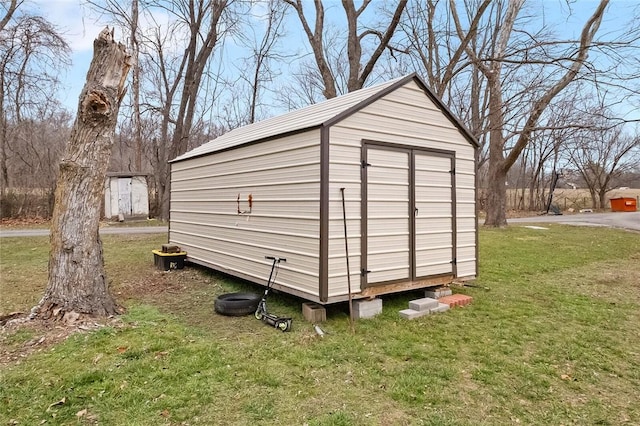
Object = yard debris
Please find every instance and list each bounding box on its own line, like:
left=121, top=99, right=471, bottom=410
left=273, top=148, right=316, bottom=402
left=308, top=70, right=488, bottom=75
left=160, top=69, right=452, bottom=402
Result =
left=25, top=336, right=46, bottom=346
left=313, top=324, right=325, bottom=337
left=93, top=353, right=104, bottom=364
left=63, top=310, right=81, bottom=324
left=46, top=397, right=66, bottom=412
left=0, top=312, right=24, bottom=326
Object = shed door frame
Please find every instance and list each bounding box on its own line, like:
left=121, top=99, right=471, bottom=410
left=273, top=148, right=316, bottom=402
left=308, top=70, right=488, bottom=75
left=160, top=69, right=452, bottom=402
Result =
left=361, top=141, right=456, bottom=289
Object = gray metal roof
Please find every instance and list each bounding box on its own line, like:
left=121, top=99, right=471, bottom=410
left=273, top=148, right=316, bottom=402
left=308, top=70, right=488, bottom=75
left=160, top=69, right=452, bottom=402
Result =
left=171, top=74, right=477, bottom=162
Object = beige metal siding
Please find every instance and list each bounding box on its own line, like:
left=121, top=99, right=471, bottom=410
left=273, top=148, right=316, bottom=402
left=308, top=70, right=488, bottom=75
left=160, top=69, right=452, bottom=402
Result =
left=326, top=134, right=364, bottom=297
left=414, top=153, right=454, bottom=277
left=454, top=168, right=476, bottom=277
left=170, top=130, right=322, bottom=297
left=329, top=80, right=476, bottom=291
left=364, top=148, right=411, bottom=284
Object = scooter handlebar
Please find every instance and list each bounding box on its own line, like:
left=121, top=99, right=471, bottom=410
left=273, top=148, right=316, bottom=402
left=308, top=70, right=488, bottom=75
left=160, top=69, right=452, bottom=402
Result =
left=265, top=256, right=286, bottom=262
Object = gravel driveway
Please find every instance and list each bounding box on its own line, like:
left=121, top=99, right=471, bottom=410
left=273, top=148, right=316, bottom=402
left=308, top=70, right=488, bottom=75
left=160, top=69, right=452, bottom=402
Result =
left=507, top=211, right=640, bottom=231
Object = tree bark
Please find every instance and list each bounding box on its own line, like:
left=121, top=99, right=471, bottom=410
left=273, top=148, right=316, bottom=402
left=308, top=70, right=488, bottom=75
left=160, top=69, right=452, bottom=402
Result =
left=285, top=0, right=407, bottom=99
left=284, top=0, right=337, bottom=99
left=158, top=0, right=227, bottom=220
left=34, top=28, right=130, bottom=320
left=450, top=0, right=608, bottom=226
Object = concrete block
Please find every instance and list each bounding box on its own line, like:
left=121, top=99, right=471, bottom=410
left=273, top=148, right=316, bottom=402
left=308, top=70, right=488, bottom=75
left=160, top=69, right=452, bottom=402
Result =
left=302, top=302, right=326, bottom=323
left=399, top=309, right=431, bottom=320
left=424, top=287, right=452, bottom=299
left=409, top=297, right=439, bottom=312
left=353, top=298, right=382, bottom=319
left=432, top=303, right=450, bottom=313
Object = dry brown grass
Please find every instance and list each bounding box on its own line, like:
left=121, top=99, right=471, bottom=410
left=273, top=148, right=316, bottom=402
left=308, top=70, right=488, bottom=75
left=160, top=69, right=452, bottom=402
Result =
left=503, top=188, right=640, bottom=211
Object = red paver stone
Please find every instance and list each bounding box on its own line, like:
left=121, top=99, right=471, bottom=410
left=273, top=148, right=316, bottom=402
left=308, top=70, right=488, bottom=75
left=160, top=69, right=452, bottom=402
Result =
left=437, top=294, right=473, bottom=307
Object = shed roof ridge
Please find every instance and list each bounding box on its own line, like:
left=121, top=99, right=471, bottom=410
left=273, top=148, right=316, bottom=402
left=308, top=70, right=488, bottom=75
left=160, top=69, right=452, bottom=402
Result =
left=171, top=73, right=478, bottom=162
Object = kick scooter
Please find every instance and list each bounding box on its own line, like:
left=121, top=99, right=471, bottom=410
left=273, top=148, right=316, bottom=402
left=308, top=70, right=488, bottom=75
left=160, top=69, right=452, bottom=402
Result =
left=255, top=256, right=292, bottom=332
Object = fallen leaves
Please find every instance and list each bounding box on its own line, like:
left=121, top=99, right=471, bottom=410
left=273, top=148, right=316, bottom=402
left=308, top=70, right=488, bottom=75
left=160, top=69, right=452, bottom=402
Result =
left=0, top=217, right=49, bottom=227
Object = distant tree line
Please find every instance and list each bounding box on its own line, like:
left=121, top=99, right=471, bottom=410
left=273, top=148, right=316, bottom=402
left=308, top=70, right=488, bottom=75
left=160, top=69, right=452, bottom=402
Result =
left=1, top=0, right=639, bottom=223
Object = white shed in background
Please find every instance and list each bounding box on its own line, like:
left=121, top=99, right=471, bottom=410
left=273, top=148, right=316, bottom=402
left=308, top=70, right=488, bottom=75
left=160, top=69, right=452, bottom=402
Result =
left=104, top=173, right=149, bottom=219
left=169, top=74, right=478, bottom=304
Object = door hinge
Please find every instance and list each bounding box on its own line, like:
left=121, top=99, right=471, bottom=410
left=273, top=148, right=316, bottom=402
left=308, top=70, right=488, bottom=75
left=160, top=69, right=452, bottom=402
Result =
left=449, top=168, right=456, bottom=175
left=361, top=268, right=371, bottom=276
left=450, top=258, right=457, bottom=265
left=361, top=160, right=371, bottom=168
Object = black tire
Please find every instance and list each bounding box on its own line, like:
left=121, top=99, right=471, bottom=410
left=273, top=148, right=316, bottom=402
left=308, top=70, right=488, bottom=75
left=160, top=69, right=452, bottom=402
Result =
left=214, top=292, right=261, bottom=316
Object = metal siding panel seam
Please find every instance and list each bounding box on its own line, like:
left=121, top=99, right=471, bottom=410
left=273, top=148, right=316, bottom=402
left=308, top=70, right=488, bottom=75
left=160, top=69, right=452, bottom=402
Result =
left=320, top=126, right=330, bottom=302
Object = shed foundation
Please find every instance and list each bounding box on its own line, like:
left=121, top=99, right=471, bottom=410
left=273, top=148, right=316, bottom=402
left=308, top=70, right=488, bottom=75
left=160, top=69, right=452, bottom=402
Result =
left=353, top=298, right=383, bottom=319
left=302, top=302, right=327, bottom=323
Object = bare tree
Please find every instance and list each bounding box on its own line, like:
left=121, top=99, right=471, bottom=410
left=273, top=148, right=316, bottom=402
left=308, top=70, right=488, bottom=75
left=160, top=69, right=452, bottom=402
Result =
left=34, top=28, right=131, bottom=320
left=235, top=0, right=287, bottom=124
left=396, top=0, right=493, bottom=155
left=0, top=13, right=71, bottom=196
left=86, top=0, right=143, bottom=171
left=450, top=0, right=610, bottom=226
left=85, top=0, right=233, bottom=220
left=147, top=0, right=231, bottom=219
left=284, top=0, right=408, bottom=98
left=565, top=124, right=640, bottom=209
left=0, top=0, right=20, bottom=33
left=519, top=95, right=582, bottom=211
left=275, top=60, right=328, bottom=109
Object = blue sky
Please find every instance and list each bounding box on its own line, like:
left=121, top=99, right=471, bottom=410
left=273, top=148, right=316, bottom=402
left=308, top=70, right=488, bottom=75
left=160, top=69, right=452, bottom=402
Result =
left=25, top=0, right=639, bottom=114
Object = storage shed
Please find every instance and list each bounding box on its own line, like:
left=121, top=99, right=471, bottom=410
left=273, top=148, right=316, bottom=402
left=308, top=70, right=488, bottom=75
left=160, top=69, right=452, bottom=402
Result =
left=169, top=74, right=478, bottom=304
left=104, top=173, right=150, bottom=219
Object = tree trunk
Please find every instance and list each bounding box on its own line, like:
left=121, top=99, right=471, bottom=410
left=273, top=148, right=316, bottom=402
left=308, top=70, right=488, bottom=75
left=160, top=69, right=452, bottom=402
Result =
left=483, top=80, right=509, bottom=226
left=485, top=161, right=508, bottom=226
left=598, top=189, right=608, bottom=210
left=34, top=28, right=130, bottom=320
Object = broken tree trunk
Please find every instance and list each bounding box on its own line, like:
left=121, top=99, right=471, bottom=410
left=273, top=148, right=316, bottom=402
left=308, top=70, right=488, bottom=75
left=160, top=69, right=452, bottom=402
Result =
left=34, top=28, right=131, bottom=320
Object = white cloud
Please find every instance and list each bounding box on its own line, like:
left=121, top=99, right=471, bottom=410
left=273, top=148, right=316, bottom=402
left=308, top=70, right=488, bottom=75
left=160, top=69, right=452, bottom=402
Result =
left=28, top=0, right=109, bottom=53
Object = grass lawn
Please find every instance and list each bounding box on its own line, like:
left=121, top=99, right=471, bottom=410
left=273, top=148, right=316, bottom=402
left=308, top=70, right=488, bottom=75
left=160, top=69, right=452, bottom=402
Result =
left=1, top=225, right=639, bottom=425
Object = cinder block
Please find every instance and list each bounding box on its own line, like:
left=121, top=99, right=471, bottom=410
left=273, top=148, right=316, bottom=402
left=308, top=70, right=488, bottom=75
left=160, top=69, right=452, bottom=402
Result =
left=399, top=308, right=431, bottom=320
left=353, top=298, right=382, bottom=319
left=409, top=297, right=439, bottom=312
left=161, top=244, right=180, bottom=253
left=432, top=303, right=450, bottom=313
left=424, top=287, right=452, bottom=299
left=302, top=302, right=326, bottom=323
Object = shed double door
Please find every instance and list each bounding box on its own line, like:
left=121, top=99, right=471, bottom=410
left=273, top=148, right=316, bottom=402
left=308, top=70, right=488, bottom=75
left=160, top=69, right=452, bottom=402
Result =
left=362, top=144, right=455, bottom=287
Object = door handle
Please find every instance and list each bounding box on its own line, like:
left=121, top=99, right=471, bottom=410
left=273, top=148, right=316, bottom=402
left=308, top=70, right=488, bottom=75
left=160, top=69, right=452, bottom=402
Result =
left=414, top=207, right=419, bottom=216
